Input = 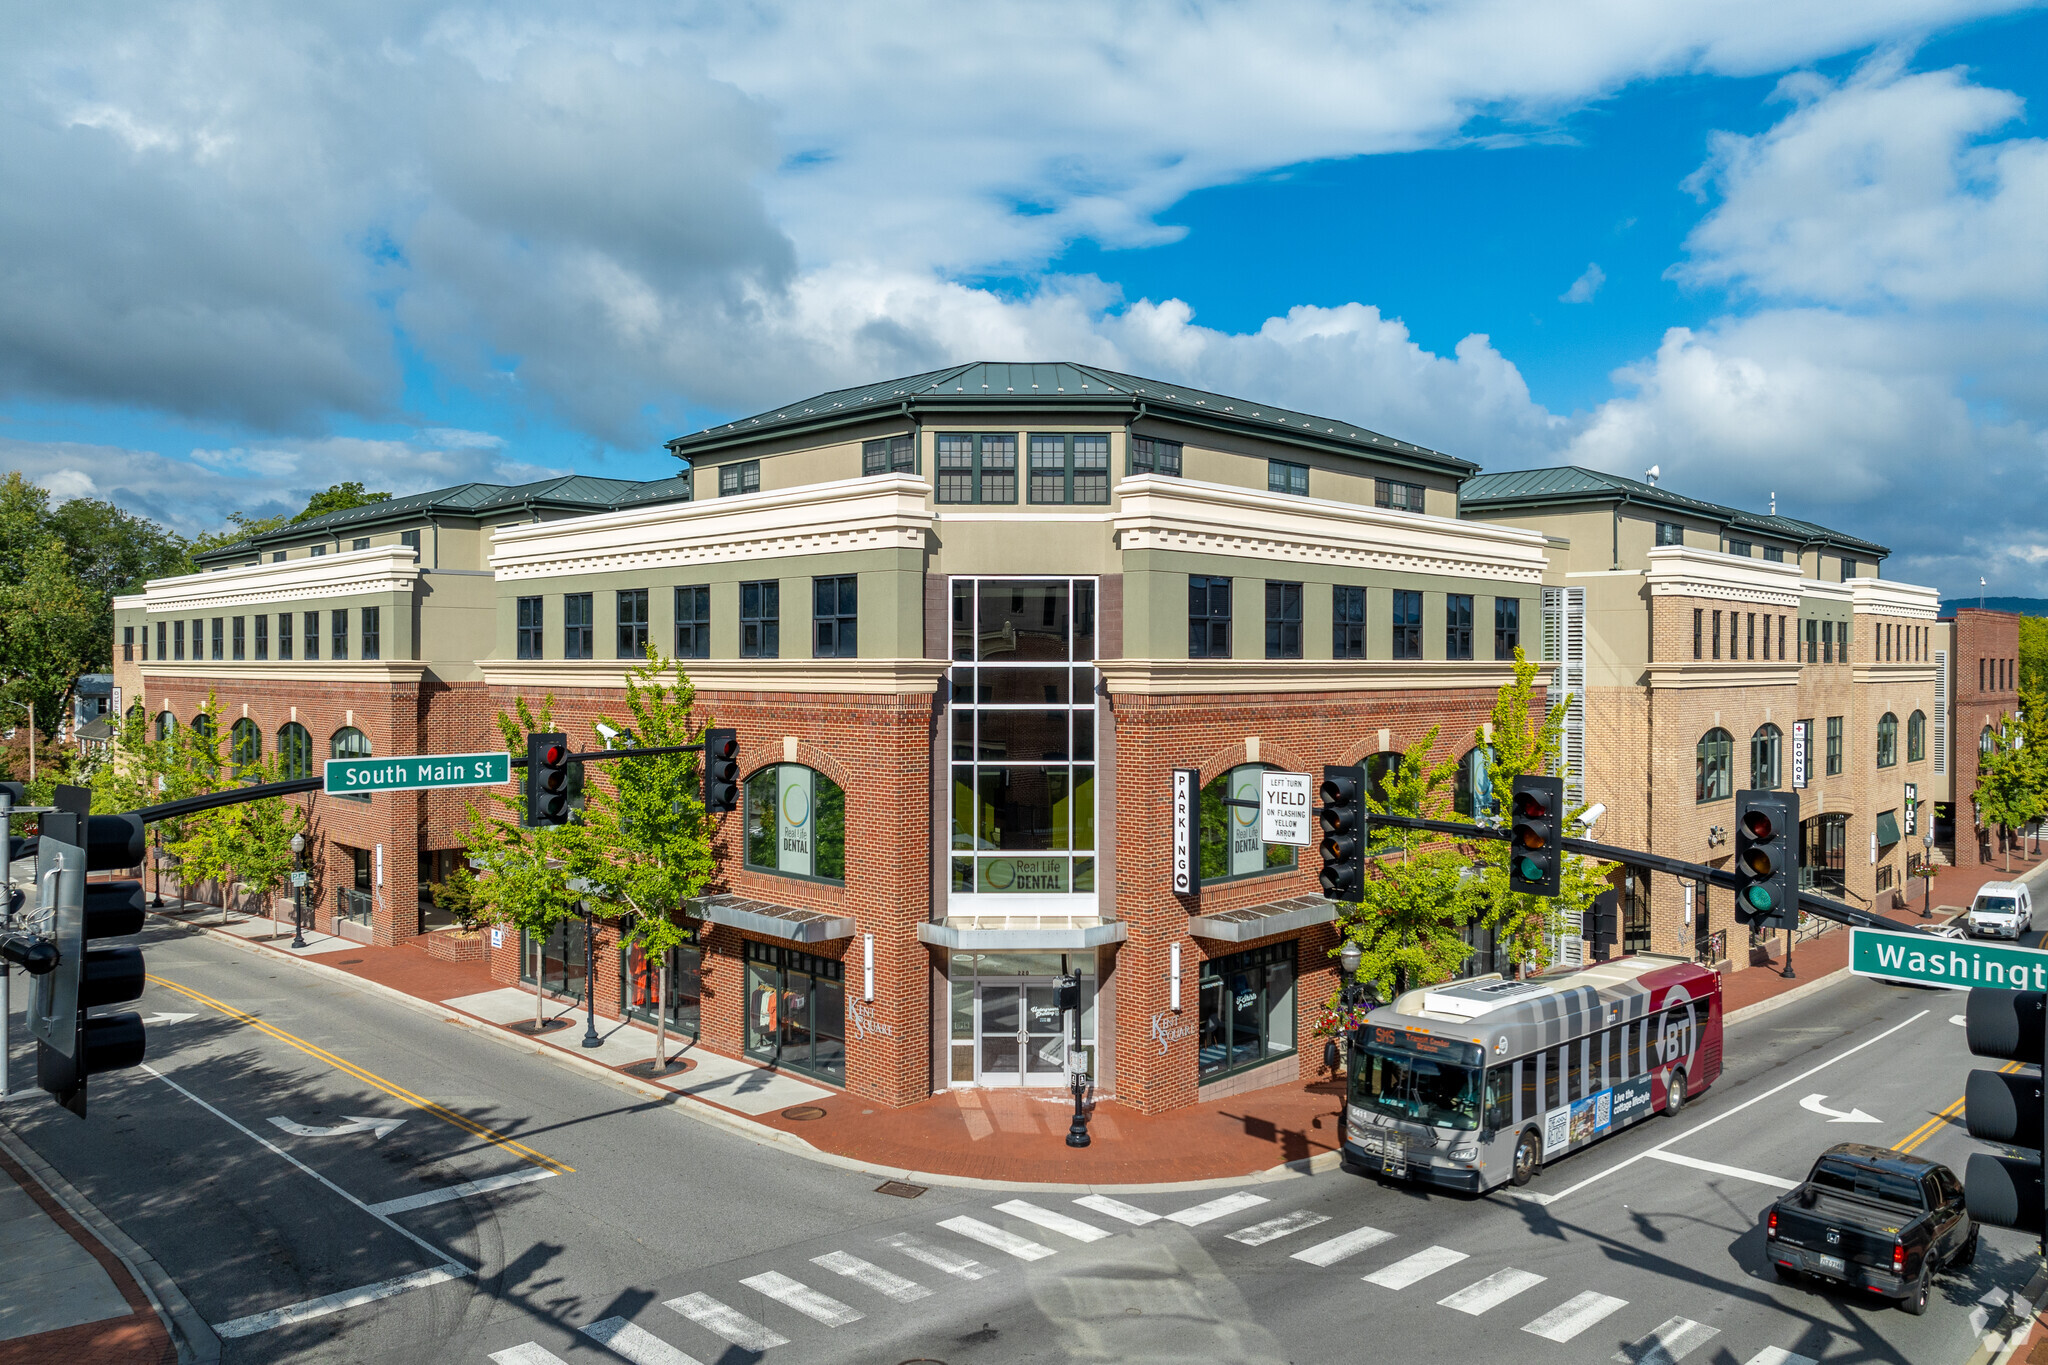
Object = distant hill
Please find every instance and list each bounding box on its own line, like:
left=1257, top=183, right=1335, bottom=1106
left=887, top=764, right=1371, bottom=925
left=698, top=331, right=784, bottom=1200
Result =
left=1939, top=596, right=2048, bottom=617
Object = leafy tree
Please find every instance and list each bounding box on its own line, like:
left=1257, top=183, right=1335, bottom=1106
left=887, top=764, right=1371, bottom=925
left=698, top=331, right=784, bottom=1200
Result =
left=0, top=536, right=107, bottom=742
left=185, top=512, right=288, bottom=563
left=293, top=482, right=391, bottom=524
left=2021, top=616, right=2048, bottom=696
left=220, top=755, right=304, bottom=920
left=429, top=864, right=485, bottom=931
left=161, top=697, right=235, bottom=920
left=1975, top=718, right=2045, bottom=873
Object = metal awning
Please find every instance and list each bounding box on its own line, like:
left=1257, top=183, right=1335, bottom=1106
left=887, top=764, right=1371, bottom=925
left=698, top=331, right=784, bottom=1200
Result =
left=1189, top=894, right=1337, bottom=943
left=1875, top=809, right=1901, bottom=848
left=689, top=893, right=855, bottom=944
left=917, top=918, right=1129, bottom=951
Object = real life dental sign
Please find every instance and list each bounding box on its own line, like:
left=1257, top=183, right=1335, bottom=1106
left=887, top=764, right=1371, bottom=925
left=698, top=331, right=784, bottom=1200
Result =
left=1849, top=928, right=2048, bottom=991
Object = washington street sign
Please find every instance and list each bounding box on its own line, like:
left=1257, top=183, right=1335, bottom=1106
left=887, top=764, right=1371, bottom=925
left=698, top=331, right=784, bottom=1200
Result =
left=1849, top=926, right=2048, bottom=993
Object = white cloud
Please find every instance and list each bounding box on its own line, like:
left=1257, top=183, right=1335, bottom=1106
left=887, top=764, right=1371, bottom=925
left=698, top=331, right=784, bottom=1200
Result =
left=1560, top=263, right=1606, bottom=303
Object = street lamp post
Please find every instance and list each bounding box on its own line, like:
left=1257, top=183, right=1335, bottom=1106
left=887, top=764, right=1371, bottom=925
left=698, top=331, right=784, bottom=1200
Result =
left=580, top=902, right=603, bottom=1049
left=1923, top=819, right=1937, bottom=919
left=150, top=826, right=164, bottom=908
left=290, top=832, right=307, bottom=949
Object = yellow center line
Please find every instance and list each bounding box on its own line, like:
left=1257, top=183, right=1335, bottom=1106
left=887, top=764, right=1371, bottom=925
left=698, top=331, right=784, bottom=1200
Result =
left=1892, top=1060, right=2021, bottom=1156
left=146, top=974, right=573, bottom=1175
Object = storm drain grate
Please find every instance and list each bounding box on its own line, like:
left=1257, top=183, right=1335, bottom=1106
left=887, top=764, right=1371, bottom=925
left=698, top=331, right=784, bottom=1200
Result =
left=876, top=1180, right=928, bottom=1199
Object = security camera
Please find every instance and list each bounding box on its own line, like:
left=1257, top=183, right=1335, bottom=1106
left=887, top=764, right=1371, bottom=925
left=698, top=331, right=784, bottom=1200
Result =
left=1575, top=803, right=1606, bottom=830
left=594, top=721, right=621, bottom=750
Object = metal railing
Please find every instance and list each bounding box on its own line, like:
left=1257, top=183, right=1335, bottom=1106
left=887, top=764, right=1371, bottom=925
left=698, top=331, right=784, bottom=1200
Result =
left=335, top=887, right=372, bottom=925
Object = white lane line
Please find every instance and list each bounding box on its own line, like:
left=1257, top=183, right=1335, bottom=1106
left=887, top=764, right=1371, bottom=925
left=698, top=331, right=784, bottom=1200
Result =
left=1643, top=1149, right=1798, bottom=1191
left=881, top=1232, right=996, bottom=1280
left=1613, top=1316, right=1720, bottom=1365
left=994, top=1199, right=1112, bottom=1243
left=1290, top=1225, right=1394, bottom=1267
left=489, top=1345, right=567, bottom=1365
left=368, top=1168, right=558, bottom=1215
left=1515, top=1010, right=1930, bottom=1207
left=1439, top=1267, right=1546, bottom=1315
left=812, top=1251, right=932, bottom=1304
left=583, top=1317, right=703, bottom=1365
left=938, top=1215, right=1057, bottom=1261
left=740, top=1271, right=863, bottom=1328
left=1521, top=1291, right=1629, bottom=1343
left=1363, top=1245, right=1468, bottom=1290
left=664, top=1293, right=789, bottom=1351
left=1166, top=1192, right=1269, bottom=1226
left=1074, top=1194, right=1161, bottom=1225
left=212, top=1264, right=466, bottom=1338
left=1228, top=1210, right=1332, bottom=1246
left=1742, top=1349, right=1817, bottom=1365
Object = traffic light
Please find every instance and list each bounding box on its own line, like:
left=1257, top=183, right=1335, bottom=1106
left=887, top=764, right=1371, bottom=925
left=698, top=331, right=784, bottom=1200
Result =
left=1588, top=889, right=1621, bottom=961
left=29, top=808, right=148, bottom=1118
left=1962, top=987, right=2046, bottom=1238
left=1733, top=789, right=1799, bottom=931
left=702, top=727, right=739, bottom=814
left=1508, top=775, right=1563, bottom=896
left=525, top=732, right=570, bottom=827
left=1318, top=764, right=1365, bottom=902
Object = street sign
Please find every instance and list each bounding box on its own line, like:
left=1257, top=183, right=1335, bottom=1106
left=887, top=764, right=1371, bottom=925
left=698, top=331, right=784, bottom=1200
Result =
left=1850, top=927, right=2048, bottom=992
left=289, top=871, right=308, bottom=887
left=1905, top=782, right=1919, bottom=835
left=324, top=751, right=511, bottom=796
left=1791, top=721, right=1808, bottom=789
left=1171, top=768, right=1198, bottom=894
left=1260, top=770, right=1313, bottom=848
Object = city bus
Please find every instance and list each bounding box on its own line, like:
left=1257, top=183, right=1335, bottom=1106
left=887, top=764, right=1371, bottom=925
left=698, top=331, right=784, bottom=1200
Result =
left=1342, top=954, right=1723, bottom=1194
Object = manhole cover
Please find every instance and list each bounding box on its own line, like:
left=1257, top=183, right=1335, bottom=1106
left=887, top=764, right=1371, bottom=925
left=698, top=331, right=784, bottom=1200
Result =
left=876, top=1180, right=927, bottom=1199
left=781, top=1105, right=828, bottom=1121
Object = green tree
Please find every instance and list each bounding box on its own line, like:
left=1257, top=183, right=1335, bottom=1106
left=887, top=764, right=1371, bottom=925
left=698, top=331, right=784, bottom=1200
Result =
left=2020, top=616, right=2048, bottom=696
left=161, top=697, right=235, bottom=920
left=1975, top=718, right=2045, bottom=873
left=0, top=536, right=107, bottom=745
left=220, top=755, right=304, bottom=920
left=185, top=511, right=288, bottom=563
left=293, top=482, right=391, bottom=524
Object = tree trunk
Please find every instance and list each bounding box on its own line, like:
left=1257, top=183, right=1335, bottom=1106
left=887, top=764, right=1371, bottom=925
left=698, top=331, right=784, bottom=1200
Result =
left=654, top=947, right=668, bottom=1071
left=534, top=936, right=545, bottom=1029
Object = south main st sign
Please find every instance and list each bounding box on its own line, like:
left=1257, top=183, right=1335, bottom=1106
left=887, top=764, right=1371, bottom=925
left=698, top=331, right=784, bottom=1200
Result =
left=1850, top=927, right=2048, bottom=992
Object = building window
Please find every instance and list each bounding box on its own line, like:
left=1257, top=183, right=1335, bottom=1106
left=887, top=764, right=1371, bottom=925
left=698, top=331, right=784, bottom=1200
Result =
left=1187, top=576, right=1232, bottom=659
left=1268, top=459, right=1309, bottom=497
left=1711, top=610, right=1721, bottom=660
left=1982, top=658, right=1987, bottom=691
left=1494, top=598, right=1520, bottom=660
left=861, top=435, right=915, bottom=476
left=1763, top=546, right=1784, bottom=562
left=564, top=593, right=593, bottom=660
left=310, top=545, right=326, bottom=556
left=1198, top=942, right=1297, bottom=1083
left=1982, top=725, right=1995, bottom=757
left=1201, top=764, right=1296, bottom=883
left=1877, top=712, right=1898, bottom=768
left=674, top=586, right=710, bottom=660
left=277, top=722, right=313, bottom=779
left=1826, top=716, right=1844, bottom=776
left=155, top=711, right=175, bottom=743
left=1333, top=586, right=1366, bottom=659
left=331, top=609, right=348, bottom=660
left=352, top=537, right=370, bottom=551
left=173, top=619, right=187, bottom=661
left=361, top=606, right=380, bottom=661
left=211, top=617, right=225, bottom=660
left=1391, top=589, right=1423, bottom=660
left=1696, top=728, right=1734, bottom=803
left=279, top=612, right=293, bottom=660
left=1375, top=479, right=1424, bottom=513
left=1655, top=522, right=1683, bottom=546
left=935, top=433, right=1017, bottom=504
left=1453, top=746, right=1496, bottom=819
left=1908, top=709, right=1926, bottom=762
left=744, top=764, right=846, bottom=884
left=718, top=461, right=760, bottom=497
left=273, top=550, right=287, bottom=563
left=230, top=718, right=262, bottom=777
left=122, top=626, right=134, bottom=662
left=1027, top=434, right=1111, bottom=505
left=814, top=576, right=858, bottom=659
left=1129, top=436, right=1182, bottom=477
left=1821, top=620, right=1833, bottom=664
left=400, top=529, right=420, bottom=554
left=254, top=615, right=268, bottom=661
left=158, top=621, right=168, bottom=660
left=516, top=597, right=543, bottom=659
left=1265, top=582, right=1302, bottom=660
left=622, top=931, right=702, bottom=1041
left=1727, top=538, right=1752, bottom=557
left=616, top=589, right=649, bottom=659
left=741, top=580, right=780, bottom=658
left=1445, top=594, right=1474, bottom=661
left=302, top=611, right=319, bottom=660
left=744, top=940, right=845, bottom=1084
left=1841, top=556, right=1856, bottom=580
left=1751, top=724, right=1781, bottom=790
left=331, top=726, right=371, bottom=802
left=1693, top=608, right=1703, bottom=660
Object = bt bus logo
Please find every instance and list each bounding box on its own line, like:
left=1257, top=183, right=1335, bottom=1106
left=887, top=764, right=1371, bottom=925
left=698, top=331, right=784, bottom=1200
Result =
left=1655, top=994, right=1698, bottom=1065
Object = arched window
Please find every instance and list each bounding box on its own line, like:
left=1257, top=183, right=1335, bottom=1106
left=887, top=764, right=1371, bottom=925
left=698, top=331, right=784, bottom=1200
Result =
left=1696, top=728, right=1733, bottom=803
left=230, top=718, right=261, bottom=776
left=277, top=723, right=313, bottom=780
left=1750, top=724, right=1781, bottom=791
left=745, top=764, right=845, bottom=883
left=1877, top=712, right=1898, bottom=768
left=1453, top=747, right=1496, bottom=820
left=1199, top=763, right=1295, bottom=883
left=155, top=711, right=175, bottom=742
left=191, top=713, right=218, bottom=772
left=331, top=726, right=371, bottom=802
left=1981, top=725, right=1995, bottom=757
left=1908, top=710, right=1926, bottom=763
left=1364, top=751, right=1401, bottom=808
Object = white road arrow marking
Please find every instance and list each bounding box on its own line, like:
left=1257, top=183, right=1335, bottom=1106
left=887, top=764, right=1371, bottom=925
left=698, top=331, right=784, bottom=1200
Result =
left=267, top=1115, right=406, bottom=1140
left=142, top=1012, right=197, bottom=1026
left=1799, top=1093, right=1881, bottom=1124
left=1952, top=1015, right=1969, bottom=1027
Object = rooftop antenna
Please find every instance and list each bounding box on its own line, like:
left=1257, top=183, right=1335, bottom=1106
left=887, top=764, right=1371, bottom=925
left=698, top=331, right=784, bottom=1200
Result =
left=1644, top=465, right=1660, bottom=487
left=1770, top=491, right=1776, bottom=515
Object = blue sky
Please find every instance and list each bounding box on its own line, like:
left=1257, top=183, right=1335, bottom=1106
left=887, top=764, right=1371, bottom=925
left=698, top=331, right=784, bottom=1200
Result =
left=3, top=2, right=2046, bottom=597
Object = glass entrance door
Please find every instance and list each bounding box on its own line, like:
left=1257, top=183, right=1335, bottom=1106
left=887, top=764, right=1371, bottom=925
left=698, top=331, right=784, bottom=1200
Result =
left=975, top=978, right=1067, bottom=1085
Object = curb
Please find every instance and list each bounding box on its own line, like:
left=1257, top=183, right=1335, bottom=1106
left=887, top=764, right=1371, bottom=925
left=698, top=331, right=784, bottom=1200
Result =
left=1973, top=1266, right=2048, bottom=1365
left=1722, top=966, right=1853, bottom=1028
left=0, top=1123, right=221, bottom=1365
left=152, top=911, right=1340, bottom=1194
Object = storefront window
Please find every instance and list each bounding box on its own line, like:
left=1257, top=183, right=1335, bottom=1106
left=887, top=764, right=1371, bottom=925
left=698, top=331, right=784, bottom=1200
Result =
left=1199, top=763, right=1294, bottom=883
left=744, top=765, right=846, bottom=883
left=522, top=921, right=587, bottom=1001
left=1198, top=942, right=1297, bottom=1083
left=745, top=941, right=845, bottom=1083
left=948, top=951, right=1097, bottom=1087
left=623, top=928, right=702, bottom=1039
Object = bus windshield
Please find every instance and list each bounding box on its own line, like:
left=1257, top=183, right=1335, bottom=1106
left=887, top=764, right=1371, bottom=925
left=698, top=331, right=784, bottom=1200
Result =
left=1353, top=1041, right=1479, bottom=1130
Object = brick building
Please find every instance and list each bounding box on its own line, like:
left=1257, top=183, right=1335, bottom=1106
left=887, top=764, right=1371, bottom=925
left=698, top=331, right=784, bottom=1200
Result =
left=1939, top=607, right=2022, bottom=866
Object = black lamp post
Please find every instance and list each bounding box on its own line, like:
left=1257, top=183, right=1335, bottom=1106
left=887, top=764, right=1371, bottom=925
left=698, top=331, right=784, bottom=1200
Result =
left=151, top=828, right=164, bottom=909
left=580, top=902, right=603, bottom=1049
left=289, top=832, right=307, bottom=949
left=1922, top=820, right=1937, bottom=919
left=1056, top=973, right=1089, bottom=1148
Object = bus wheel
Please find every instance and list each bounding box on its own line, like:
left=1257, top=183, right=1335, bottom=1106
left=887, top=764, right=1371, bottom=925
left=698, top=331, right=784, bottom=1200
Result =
left=1511, top=1129, right=1542, bottom=1186
left=1664, top=1068, right=1688, bottom=1117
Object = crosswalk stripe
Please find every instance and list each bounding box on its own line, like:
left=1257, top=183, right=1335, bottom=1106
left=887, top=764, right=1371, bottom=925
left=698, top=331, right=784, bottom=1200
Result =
left=994, top=1200, right=1113, bottom=1243
left=1613, top=1316, right=1720, bottom=1365
left=664, top=1293, right=789, bottom=1351
left=1363, top=1245, right=1468, bottom=1289
left=1741, top=1351, right=1816, bottom=1365
left=1290, top=1225, right=1394, bottom=1267
left=881, top=1232, right=996, bottom=1280
left=489, top=1346, right=566, bottom=1365
left=1074, top=1194, right=1161, bottom=1225
left=1229, top=1210, right=1332, bottom=1246
left=1166, top=1192, right=1270, bottom=1226
left=939, top=1215, right=1057, bottom=1261
left=1438, top=1268, right=1546, bottom=1316
left=740, top=1271, right=862, bottom=1327
left=812, top=1251, right=932, bottom=1304
left=582, top=1317, right=703, bottom=1365
left=1521, top=1291, right=1629, bottom=1343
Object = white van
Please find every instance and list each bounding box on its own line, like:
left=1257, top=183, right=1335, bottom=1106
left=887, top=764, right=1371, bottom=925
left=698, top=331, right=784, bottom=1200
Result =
left=1967, top=882, right=2036, bottom=939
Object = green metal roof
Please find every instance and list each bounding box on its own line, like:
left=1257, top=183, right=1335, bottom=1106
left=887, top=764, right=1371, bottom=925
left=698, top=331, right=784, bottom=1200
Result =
left=666, top=361, right=1476, bottom=474
left=1460, top=466, right=1888, bottom=557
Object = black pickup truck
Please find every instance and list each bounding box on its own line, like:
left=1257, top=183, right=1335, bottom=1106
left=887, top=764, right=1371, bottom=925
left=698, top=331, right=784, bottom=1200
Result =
left=1764, top=1143, right=1977, bottom=1315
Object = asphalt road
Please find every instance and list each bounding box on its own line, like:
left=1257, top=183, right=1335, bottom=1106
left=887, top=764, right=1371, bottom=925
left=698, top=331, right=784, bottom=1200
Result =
left=1, top=915, right=2040, bottom=1365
